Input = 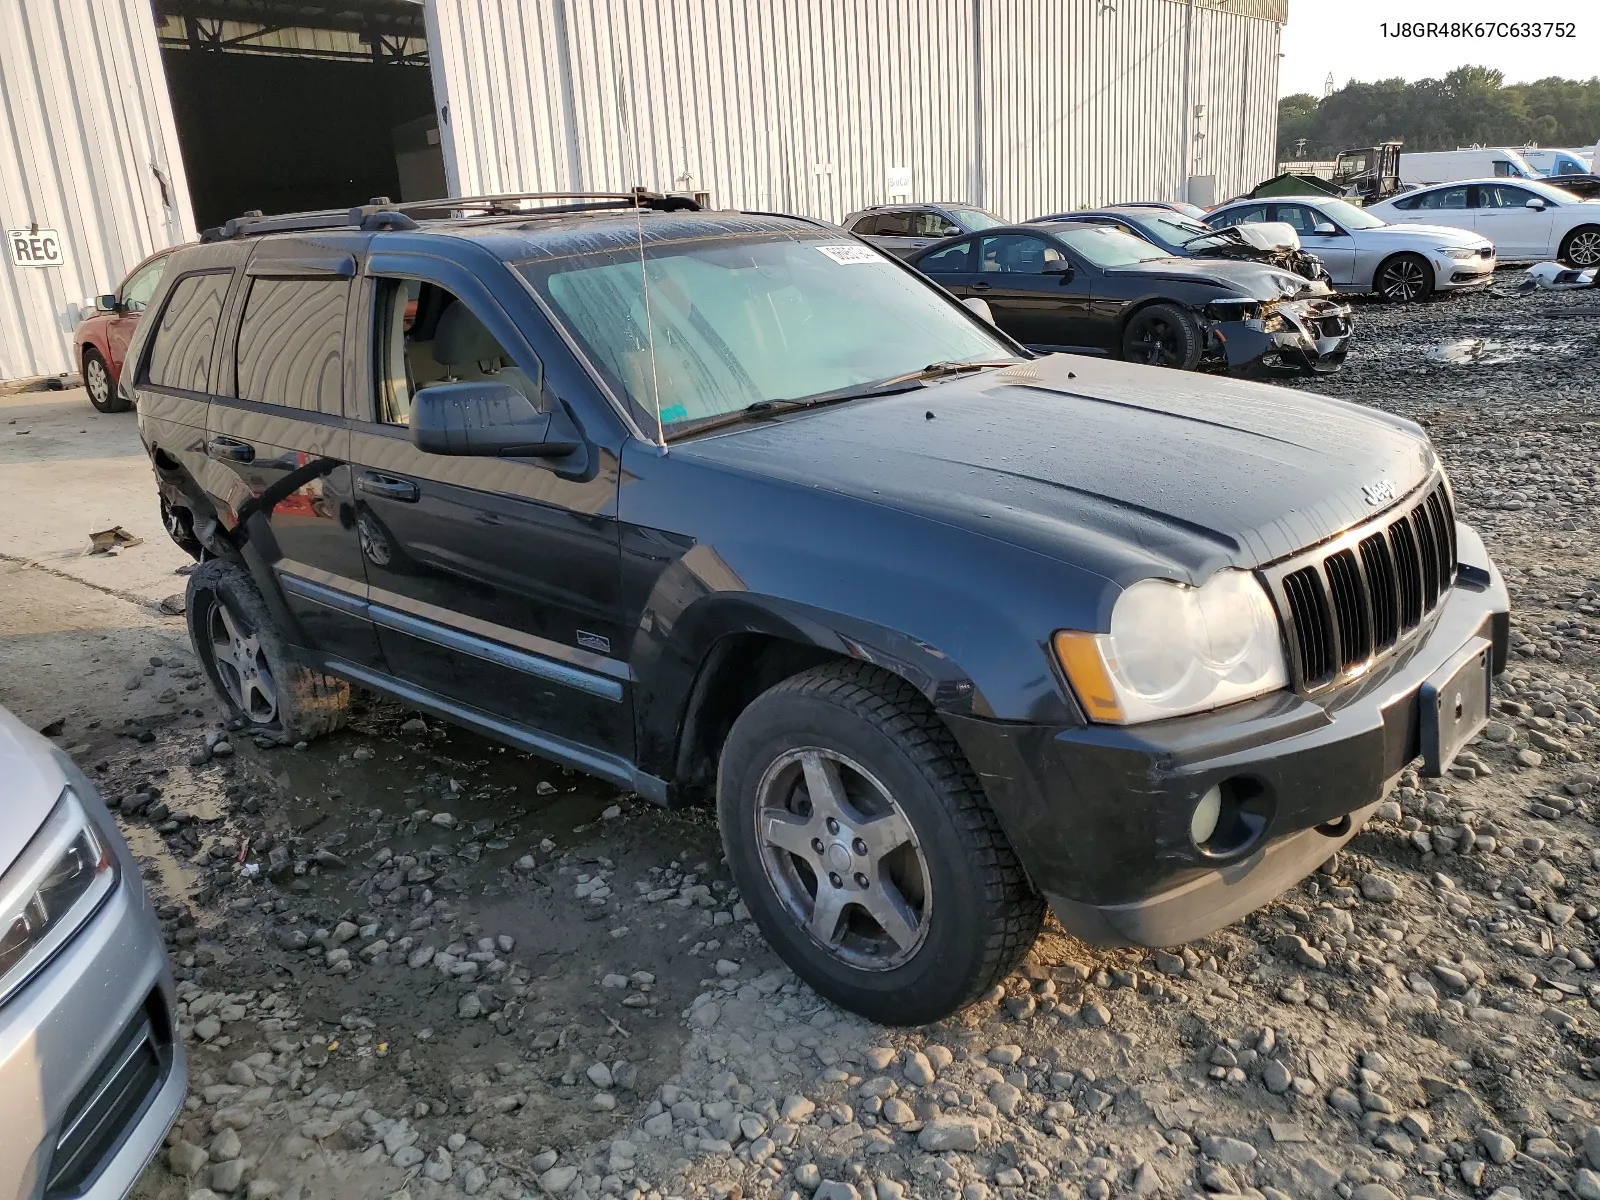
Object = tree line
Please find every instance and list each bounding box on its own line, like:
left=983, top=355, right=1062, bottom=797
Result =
left=1278, top=67, right=1600, bottom=160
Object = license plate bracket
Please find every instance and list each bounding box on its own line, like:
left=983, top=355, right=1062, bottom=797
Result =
left=1419, top=637, right=1493, bottom=777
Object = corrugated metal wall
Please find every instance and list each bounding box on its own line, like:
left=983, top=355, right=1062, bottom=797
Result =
left=427, top=0, right=1280, bottom=221
left=0, top=0, right=194, bottom=381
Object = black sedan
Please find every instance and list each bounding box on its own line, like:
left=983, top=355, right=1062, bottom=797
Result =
left=906, top=222, right=1353, bottom=374
left=1030, top=206, right=1332, bottom=282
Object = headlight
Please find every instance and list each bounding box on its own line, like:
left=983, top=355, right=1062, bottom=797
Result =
left=1436, top=247, right=1477, bottom=260
left=0, top=787, right=118, bottom=1007
left=1053, top=570, right=1288, bottom=724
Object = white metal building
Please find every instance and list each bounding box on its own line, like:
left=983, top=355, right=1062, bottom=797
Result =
left=1, top=0, right=1285, bottom=382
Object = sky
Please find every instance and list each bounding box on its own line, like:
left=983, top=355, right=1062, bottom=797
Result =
left=1279, top=0, right=1599, bottom=97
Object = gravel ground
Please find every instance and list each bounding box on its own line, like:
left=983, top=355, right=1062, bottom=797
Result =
left=14, top=283, right=1600, bottom=1200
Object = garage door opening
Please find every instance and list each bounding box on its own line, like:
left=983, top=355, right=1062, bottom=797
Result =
left=153, top=0, right=446, bottom=231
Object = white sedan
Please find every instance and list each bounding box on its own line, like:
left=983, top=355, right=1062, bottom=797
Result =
left=1369, top=178, right=1600, bottom=267
left=1205, top=196, right=1495, bottom=303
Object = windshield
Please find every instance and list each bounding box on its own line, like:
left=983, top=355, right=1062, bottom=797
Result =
left=945, top=206, right=1006, bottom=231
left=520, top=233, right=1016, bottom=438
left=1054, top=226, right=1171, bottom=267
left=1148, top=214, right=1211, bottom=242
left=1310, top=199, right=1387, bottom=230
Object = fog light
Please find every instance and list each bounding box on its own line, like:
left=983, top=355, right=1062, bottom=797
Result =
left=1190, top=785, right=1222, bottom=846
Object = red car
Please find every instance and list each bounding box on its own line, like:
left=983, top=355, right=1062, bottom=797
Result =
left=72, top=246, right=181, bottom=412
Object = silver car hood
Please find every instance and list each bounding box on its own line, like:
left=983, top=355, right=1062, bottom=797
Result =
left=1361, top=223, right=1490, bottom=248
left=0, top=706, right=70, bottom=869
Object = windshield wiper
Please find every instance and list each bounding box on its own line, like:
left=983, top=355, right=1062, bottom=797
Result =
left=664, top=359, right=1020, bottom=441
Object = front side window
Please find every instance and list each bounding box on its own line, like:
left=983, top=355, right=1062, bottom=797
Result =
left=1273, top=205, right=1321, bottom=233
left=373, top=277, right=542, bottom=427
left=1478, top=185, right=1535, bottom=209
left=519, top=233, right=1014, bottom=437
left=978, top=235, right=1067, bottom=274
left=120, top=257, right=168, bottom=312
left=144, top=272, right=228, bottom=393
left=235, top=278, right=349, bottom=414
left=907, top=210, right=951, bottom=237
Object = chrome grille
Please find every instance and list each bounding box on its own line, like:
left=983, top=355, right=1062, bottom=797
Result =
left=1264, top=480, right=1457, bottom=691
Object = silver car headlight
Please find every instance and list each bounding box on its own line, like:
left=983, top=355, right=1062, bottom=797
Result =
left=0, top=787, right=118, bottom=1007
left=1054, top=570, right=1289, bottom=724
left=1436, top=247, right=1477, bottom=260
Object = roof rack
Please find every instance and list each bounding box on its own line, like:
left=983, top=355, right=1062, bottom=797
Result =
left=199, top=188, right=702, bottom=243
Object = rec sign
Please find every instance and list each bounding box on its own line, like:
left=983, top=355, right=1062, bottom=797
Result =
left=7, top=228, right=65, bottom=267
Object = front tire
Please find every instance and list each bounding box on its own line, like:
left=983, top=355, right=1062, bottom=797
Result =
left=186, top=560, right=349, bottom=741
left=83, top=347, right=128, bottom=413
left=1375, top=253, right=1434, bottom=303
left=1559, top=225, right=1600, bottom=269
left=717, top=662, right=1043, bottom=1025
left=1121, top=303, right=1204, bottom=370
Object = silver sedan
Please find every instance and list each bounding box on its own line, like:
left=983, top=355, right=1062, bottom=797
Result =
left=1206, top=195, right=1496, bottom=302
left=0, top=705, right=186, bottom=1200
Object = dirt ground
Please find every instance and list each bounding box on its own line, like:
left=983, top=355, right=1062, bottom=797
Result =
left=2, top=283, right=1600, bottom=1200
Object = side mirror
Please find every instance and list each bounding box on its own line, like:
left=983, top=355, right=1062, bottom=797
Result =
left=95, top=294, right=119, bottom=313
left=939, top=225, right=962, bottom=237
left=960, top=296, right=996, bottom=325
left=1526, top=197, right=1547, bottom=210
left=411, top=381, right=577, bottom=458
left=1312, top=222, right=1338, bottom=235
left=1043, top=260, right=1074, bottom=280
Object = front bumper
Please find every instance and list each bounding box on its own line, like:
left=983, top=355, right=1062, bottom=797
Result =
left=0, top=780, right=185, bottom=1200
left=1209, top=296, right=1354, bottom=376
left=945, top=522, right=1509, bottom=948
left=1436, top=253, right=1496, bottom=291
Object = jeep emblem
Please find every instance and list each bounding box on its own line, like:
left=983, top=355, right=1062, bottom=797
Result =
left=1362, top=479, right=1397, bottom=506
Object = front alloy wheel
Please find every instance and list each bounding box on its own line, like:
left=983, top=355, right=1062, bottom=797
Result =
left=1378, top=255, right=1431, bottom=302
left=755, top=747, right=931, bottom=969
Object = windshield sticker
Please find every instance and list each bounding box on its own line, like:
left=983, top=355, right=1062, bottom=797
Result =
left=816, top=244, right=884, bottom=265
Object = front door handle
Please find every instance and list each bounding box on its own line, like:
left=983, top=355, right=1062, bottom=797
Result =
left=206, top=437, right=254, bottom=464
left=358, top=472, right=419, bottom=503
left=970, top=280, right=992, bottom=290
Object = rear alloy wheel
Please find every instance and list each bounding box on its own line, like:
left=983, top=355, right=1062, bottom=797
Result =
left=718, top=661, right=1043, bottom=1025
left=1121, top=303, right=1203, bottom=370
left=83, top=347, right=128, bottom=413
left=1559, top=226, right=1600, bottom=268
left=186, top=560, right=349, bottom=741
left=1376, top=253, right=1433, bottom=303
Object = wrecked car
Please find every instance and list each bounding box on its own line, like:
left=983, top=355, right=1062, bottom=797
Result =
left=131, top=195, right=1505, bottom=1025
left=1032, top=206, right=1334, bottom=283
left=910, top=221, right=1352, bottom=374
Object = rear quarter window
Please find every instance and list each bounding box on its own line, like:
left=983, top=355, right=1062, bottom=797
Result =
left=235, top=278, right=349, bottom=414
left=143, top=271, right=230, bottom=393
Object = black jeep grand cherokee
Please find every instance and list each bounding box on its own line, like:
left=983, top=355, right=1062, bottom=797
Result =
left=130, top=193, right=1509, bottom=1025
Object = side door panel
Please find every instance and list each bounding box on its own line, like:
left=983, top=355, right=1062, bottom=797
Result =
left=348, top=251, right=631, bottom=758
left=973, top=235, right=1095, bottom=350
left=1274, top=205, right=1359, bottom=286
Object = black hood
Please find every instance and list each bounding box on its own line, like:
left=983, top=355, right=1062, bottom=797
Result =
left=1106, top=255, right=1309, bottom=300
left=677, top=353, right=1437, bottom=582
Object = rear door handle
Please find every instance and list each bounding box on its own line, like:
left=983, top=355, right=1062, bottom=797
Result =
left=206, top=437, right=254, bottom=464
left=970, top=280, right=992, bottom=290
left=358, top=472, right=419, bottom=503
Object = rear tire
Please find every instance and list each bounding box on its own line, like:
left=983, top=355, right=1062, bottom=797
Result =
left=717, top=661, right=1044, bottom=1025
left=1375, top=253, right=1434, bottom=303
left=1121, top=303, right=1204, bottom=370
left=1558, top=225, right=1600, bottom=269
left=83, top=347, right=128, bottom=413
left=186, top=560, right=349, bottom=741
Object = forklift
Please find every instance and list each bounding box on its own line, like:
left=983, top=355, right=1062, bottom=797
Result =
left=1331, top=141, right=1403, bottom=203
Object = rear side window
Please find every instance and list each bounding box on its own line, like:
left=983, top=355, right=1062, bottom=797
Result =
left=235, top=278, right=349, bottom=414
left=144, top=272, right=228, bottom=392
left=848, top=214, right=881, bottom=235
left=918, top=240, right=972, bottom=273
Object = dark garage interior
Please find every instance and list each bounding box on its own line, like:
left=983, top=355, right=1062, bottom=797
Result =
left=153, top=1, right=446, bottom=231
